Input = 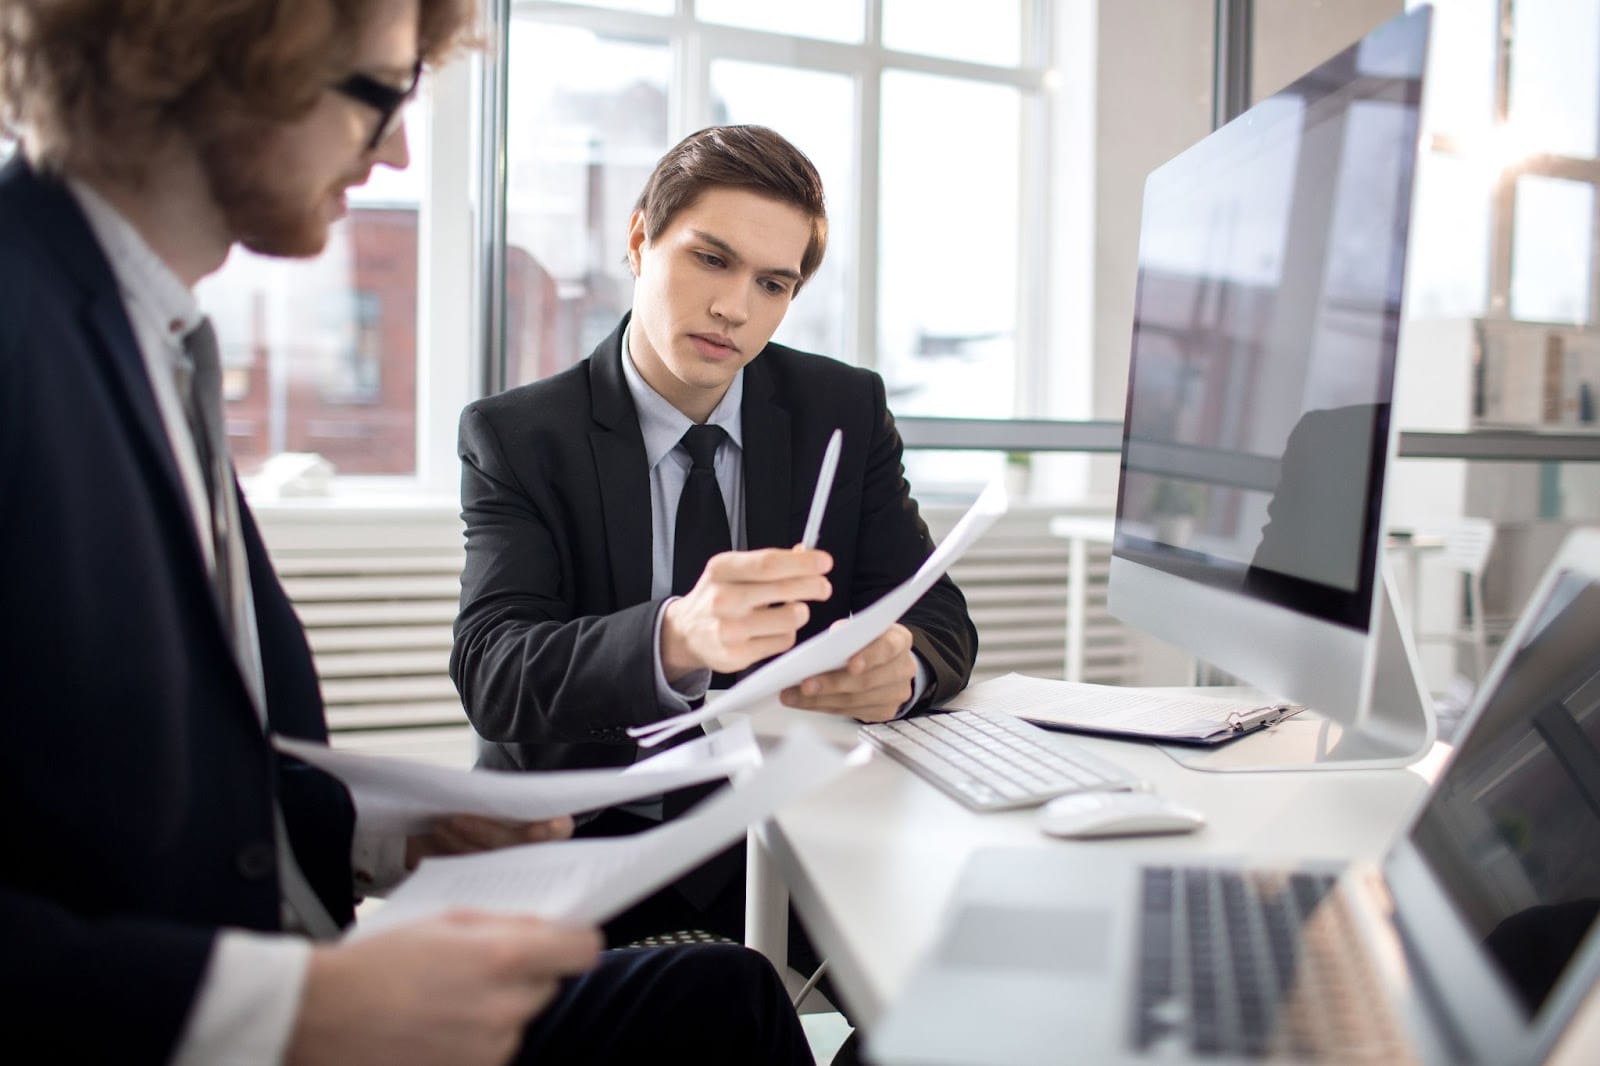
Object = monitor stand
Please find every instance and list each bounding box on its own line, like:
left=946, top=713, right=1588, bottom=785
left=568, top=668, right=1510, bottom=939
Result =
left=1162, top=565, right=1437, bottom=773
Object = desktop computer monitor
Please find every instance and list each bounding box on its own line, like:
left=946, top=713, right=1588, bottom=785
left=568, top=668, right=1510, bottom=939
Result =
left=1107, top=6, right=1435, bottom=770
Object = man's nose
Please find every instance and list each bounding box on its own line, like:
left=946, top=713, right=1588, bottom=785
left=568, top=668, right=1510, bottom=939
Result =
left=709, top=277, right=750, bottom=326
left=374, top=115, right=410, bottom=170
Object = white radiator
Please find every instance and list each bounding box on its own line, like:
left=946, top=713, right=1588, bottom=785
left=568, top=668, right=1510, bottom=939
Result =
left=256, top=503, right=476, bottom=763
left=924, top=503, right=1142, bottom=686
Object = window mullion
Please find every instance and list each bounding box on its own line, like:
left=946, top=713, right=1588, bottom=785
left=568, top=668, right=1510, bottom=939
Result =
left=1487, top=0, right=1514, bottom=318
left=854, top=19, right=883, bottom=372
left=1015, top=0, right=1053, bottom=419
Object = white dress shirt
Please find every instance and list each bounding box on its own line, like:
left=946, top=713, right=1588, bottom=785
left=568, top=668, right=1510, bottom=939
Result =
left=69, top=182, right=407, bottom=1065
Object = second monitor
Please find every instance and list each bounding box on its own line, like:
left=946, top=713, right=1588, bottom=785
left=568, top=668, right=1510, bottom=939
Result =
left=1107, top=7, right=1436, bottom=771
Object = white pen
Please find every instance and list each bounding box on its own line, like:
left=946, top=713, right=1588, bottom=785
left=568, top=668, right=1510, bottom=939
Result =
left=801, top=429, right=843, bottom=550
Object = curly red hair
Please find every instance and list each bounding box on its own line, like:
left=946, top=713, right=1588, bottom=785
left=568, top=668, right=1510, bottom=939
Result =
left=0, top=0, right=475, bottom=179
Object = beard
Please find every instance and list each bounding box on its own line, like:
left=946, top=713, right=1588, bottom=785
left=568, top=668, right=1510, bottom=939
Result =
left=191, top=113, right=343, bottom=259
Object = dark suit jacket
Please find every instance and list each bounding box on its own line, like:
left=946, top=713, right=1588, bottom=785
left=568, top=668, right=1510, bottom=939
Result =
left=0, top=157, right=357, bottom=1062
left=452, top=316, right=978, bottom=773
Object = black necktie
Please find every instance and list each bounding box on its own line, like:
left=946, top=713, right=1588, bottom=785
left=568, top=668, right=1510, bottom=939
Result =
left=672, top=424, right=731, bottom=597
left=661, top=426, right=742, bottom=908
left=179, top=320, right=238, bottom=628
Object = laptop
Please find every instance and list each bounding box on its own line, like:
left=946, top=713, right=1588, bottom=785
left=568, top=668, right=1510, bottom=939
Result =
left=870, top=529, right=1600, bottom=1065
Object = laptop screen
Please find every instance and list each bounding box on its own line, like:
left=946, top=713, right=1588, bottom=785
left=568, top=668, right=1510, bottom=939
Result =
left=1407, top=571, right=1600, bottom=1018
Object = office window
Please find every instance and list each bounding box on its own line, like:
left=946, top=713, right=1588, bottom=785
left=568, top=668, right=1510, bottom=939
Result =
left=882, top=0, right=1022, bottom=67
left=878, top=72, right=1020, bottom=418
left=1407, top=154, right=1493, bottom=318
left=1511, top=176, right=1594, bottom=323
left=498, top=1, right=1052, bottom=428
left=696, top=0, right=864, bottom=43
left=321, top=291, right=385, bottom=404
left=1411, top=0, right=1600, bottom=327
left=1508, top=0, right=1599, bottom=159
left=195, top=88, right=429, bottom=478
left=560, top=0, right=671, bottom=11
left=502, top=21, right=670, bottom=385
left=709, top=60, right=855, bottom=360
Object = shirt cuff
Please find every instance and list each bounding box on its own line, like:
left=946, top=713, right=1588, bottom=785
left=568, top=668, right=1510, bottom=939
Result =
left=351, top=820, right=410, bottom=896
left=893, top=651, right=934, bottom=720
left=653, top=597, right=709, bottom=711
left=171, top=930, right=312, bottom=1066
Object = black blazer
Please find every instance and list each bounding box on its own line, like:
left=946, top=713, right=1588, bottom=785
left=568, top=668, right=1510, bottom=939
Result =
left=451, top=315, right=979, bottom=774
left=0, top=158, right=357, bottom=1062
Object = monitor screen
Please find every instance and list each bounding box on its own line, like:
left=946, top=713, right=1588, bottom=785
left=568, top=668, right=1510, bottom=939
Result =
left=1113, top=11, right=1429, bottom=631
left=1408, top=571, right=1600, bottom=1019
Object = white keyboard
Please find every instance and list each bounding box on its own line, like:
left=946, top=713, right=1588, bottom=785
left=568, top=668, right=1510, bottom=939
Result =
left=860, top=709, right=1141, bottom=811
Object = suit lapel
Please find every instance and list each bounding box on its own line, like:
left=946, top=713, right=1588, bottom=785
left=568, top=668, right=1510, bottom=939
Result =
left=83, top=287, right=198, bottom=538
left=4, top=159, right=247, bottom=700
left=588, top=319, right=654, bottom=606
left=740, top=355, right=793, bottom=550
left=5, top=161, right=197, bottom=540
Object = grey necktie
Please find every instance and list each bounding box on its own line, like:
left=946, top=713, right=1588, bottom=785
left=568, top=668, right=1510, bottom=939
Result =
left=181, top=320, right=339, bottom=940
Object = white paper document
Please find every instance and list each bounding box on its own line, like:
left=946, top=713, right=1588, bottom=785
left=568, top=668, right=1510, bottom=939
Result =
left=629, top=480, right=1010, bottom=748
left=355, top=726, right=850, bottom=934
left=940, top=672, right=1296, bottom=744
left=274, top=721, right=761, bottom=834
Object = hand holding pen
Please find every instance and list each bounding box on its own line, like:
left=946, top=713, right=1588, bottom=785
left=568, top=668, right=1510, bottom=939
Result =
left=778, top=428, right=919, bottom=723
left=658, top=430, right=842, bottom=682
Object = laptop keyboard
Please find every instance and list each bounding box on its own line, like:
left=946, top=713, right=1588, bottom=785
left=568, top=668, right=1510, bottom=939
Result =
left=859, top=709, right=1140, bottom=811
left=1134, top=867, right=1412, bottom=1061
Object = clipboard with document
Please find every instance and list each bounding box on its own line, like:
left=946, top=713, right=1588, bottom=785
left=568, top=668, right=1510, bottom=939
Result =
left=939, top=672, right=1303, bottom=746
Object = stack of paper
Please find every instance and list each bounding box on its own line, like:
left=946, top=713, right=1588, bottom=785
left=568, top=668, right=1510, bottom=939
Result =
left=352, top=725, right=850, bottom=932
left=275, top=721, right=761, bottom=834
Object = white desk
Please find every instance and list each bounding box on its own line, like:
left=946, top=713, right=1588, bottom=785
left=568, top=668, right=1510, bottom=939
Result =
left=746, top=700, right=1441, bottom=1024
left=743, top=701, right=1600, bottom=1062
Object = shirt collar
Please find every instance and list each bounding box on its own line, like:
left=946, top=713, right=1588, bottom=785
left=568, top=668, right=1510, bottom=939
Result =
left=620, top=317, right=744, bottom=470
left=68, top=178, right=203, bottom=345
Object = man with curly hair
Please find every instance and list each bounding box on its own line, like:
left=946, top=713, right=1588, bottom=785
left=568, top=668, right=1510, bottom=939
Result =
left=0, top=1, right=810, bottom=1062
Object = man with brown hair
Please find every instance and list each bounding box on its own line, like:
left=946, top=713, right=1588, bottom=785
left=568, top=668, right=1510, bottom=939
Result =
left=451, top=125, right=978, bottom=945
left=0, top=3, right=809, bottom=1063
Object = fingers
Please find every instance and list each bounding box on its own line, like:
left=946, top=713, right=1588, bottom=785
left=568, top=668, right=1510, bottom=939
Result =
left=787, top=677, right=913, bottom=717
left=439, top=912, right=603, bottom=982
left=707, top=546, right=833, bottom=582
left=663, top=549, right=837, bottom=678
left=780, top=626, right=917, bottom=721
left=846, top=624, right=915, bottom=674
left=699, top=571, right=832, bottom=616
left=505, top=920, right=604, bottom=982
left=416, top=815, right=577, bottom=862
left=796, top=625, right=914, bottom=694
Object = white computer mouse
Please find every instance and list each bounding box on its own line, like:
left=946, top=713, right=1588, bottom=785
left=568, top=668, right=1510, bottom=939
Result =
left=1036, top=791, right=1206, bottom=839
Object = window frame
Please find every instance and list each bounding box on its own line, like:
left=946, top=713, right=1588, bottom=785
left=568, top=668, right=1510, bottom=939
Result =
left=481, top=0, right=1058, bottom=425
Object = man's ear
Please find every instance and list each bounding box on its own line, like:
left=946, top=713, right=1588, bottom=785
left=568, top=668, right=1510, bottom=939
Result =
left=625, top=210, right=648, bottom=277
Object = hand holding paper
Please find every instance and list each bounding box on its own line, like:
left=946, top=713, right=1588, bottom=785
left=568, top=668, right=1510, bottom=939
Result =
left=355, top=725, right=851, bottom=935
left=779, top=620, right=918, bottom=723
left=632, top=480, right=1009, bottom=747
left=275, top=721, right=761, bottom=835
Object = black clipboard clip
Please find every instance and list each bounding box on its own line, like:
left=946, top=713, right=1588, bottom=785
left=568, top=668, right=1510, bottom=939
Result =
left=1224, top=704, right=1303, bottom=736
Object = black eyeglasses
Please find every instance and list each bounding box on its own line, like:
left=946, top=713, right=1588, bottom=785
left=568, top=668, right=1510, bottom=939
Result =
left=333, top=58, right=423, bottom=151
